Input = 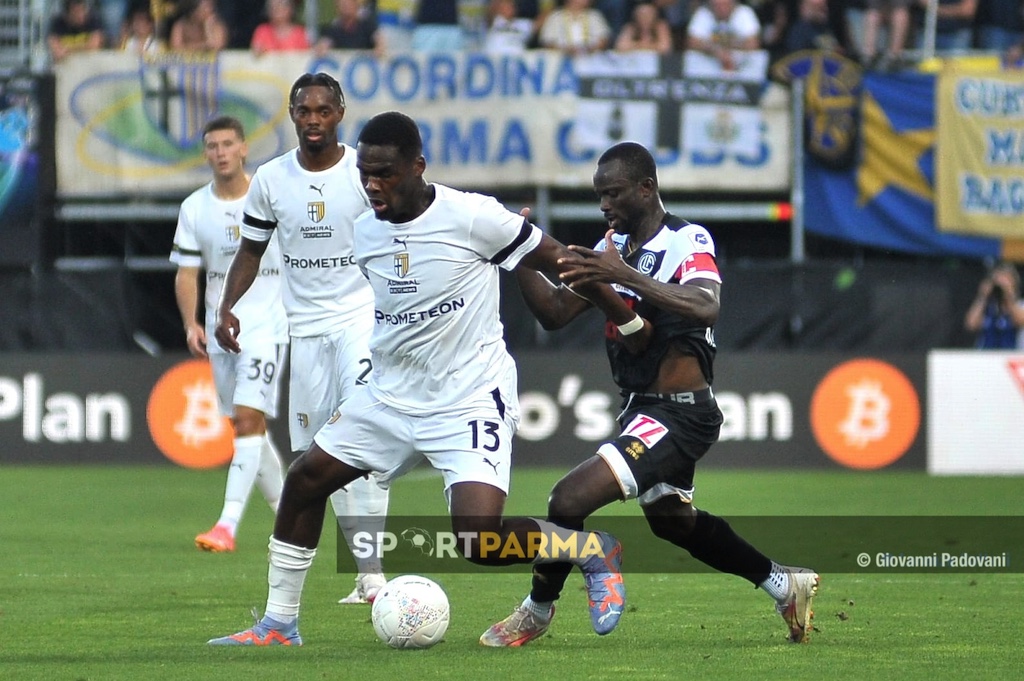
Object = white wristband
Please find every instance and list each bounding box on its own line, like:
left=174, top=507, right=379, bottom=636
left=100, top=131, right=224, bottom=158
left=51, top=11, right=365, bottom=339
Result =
left=616, top=315, right=644, bottom=336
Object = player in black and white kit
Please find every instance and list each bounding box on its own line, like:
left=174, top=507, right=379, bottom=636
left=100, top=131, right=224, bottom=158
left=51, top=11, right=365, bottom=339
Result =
left=209, top=111, right=645, bottom=647
left=214, top=73, right=388, bottom=605
left=482, top=142, right=820, bottom=647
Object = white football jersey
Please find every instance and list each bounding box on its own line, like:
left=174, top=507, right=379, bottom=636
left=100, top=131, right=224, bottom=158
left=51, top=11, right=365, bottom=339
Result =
left=354, top=184, right=542, bottom=415
left=241, top=145, right=374, bottom=337
left=170, top=183, right=288, bottom=354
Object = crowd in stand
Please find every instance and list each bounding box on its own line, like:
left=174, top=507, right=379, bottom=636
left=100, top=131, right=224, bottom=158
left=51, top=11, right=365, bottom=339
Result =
left=46, top=0, right=1024, bottom=71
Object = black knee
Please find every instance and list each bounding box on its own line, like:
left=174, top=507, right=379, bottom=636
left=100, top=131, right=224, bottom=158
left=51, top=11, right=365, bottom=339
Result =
left=547, top=477, right=587, bottom=528
left=645, top=500, right=698, bottom=546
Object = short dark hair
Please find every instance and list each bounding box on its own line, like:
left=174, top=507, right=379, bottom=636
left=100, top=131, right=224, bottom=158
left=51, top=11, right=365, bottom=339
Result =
left=598, top=142, right=658, bottom=186
left=289, top=72, right=345, bottom=109
left=202, top=115, right=245, bottom=140
left=357, top=111, right=422, bottom=161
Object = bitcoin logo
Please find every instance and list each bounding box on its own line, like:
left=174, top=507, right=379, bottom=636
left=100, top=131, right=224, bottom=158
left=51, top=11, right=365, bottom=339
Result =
left=810, top=359, right=920, bottom=469
left=147, top=359, right=233, bottom=468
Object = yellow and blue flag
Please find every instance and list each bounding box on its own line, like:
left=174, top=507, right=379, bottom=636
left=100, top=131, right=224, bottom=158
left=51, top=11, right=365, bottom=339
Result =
left=804, top=71, right=1001, bottom=258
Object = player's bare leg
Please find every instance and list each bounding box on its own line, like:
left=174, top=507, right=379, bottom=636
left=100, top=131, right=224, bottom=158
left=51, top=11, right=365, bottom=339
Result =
left=209, top=445, right=368, bottom=646
left=479, top=457, right=627, bottom=646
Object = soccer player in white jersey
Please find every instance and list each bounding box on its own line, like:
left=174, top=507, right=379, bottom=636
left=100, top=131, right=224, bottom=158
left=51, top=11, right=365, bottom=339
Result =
left=483, top=141, right=820, bottom=647
left=208, top=111, right=648, bottom=647
left=213, top=73, right=388, bottom=604
left=171, top=116, right=289, bottom=553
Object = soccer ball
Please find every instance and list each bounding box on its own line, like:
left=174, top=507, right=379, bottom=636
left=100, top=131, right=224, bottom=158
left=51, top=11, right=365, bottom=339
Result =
left=370, top=575, right=450, bottom=649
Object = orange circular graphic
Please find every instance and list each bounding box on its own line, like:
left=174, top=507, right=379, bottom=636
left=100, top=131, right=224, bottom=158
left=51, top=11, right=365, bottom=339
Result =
left=810, top=358, right=920, bottom=470
left=147, top=359, right=233, bottom=469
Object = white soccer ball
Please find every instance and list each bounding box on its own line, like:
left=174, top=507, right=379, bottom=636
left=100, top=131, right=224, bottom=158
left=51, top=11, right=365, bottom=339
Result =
left=370, top=575, right=450, bottom=649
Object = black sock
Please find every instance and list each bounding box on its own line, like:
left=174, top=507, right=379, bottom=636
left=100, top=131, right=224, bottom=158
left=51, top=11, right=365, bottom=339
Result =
left=678, top=510, right=772, bottom=586
left=529, top=562, right=574, bottom=603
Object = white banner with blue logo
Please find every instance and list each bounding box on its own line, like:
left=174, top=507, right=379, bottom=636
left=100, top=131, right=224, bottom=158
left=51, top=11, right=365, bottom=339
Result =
left=54, top=50, right=790, bottom=196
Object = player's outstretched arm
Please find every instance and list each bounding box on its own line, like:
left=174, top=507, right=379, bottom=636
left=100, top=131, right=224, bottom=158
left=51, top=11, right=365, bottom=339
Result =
left=517, top=232, right=650, bottom=352
left=564, top=229, right=719, bottom=327
left=214, top=237, right=267, bottom=353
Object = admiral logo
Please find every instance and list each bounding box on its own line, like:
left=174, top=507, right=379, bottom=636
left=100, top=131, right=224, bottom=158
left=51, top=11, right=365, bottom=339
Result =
left=301, top=224, right=333, bottom=239
left=307, top=201, right=326, bottom=222
left=388, top=279, right=420, bottom=295
left=394, top=253, right=410, bottom=277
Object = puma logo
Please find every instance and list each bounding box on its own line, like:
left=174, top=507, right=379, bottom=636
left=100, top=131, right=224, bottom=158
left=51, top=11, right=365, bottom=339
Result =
left=392, top=236, right=408, bottom=248
left=483, top=457, right=500, bottom=474
left=309, top=183, right=324, bottom=196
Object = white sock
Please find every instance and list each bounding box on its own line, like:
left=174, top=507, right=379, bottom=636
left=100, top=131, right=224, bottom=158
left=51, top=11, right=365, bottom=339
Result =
left=331, top=476, right=390, bottom=574
left=255, top=432, right=285, bottom=513
left=529, top=519, right=595, bottom=566
left=265, top=536, right=317, bottom=624
left=759, top=561, right=791, bottom=601
left=522, top=595, right=553, bottom=620
left=216, top=435, right=263, bottom=535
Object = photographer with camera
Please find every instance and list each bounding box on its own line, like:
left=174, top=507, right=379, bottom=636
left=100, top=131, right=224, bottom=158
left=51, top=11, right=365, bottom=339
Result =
left=964, top=262, right=1024, bottom=349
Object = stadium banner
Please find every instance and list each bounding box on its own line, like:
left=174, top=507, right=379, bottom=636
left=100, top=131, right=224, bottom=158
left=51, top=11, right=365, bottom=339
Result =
left=53, top=50, right=791, bottom=196
left=803, top=71, right=1001, bottom=259
left=0, top=352, right=925, bottom=470
left=936, top=68, right=1024, bottom=240
left=573, top=50, right=768, bottom=157
left=928, top=350, right=1024, bottom=475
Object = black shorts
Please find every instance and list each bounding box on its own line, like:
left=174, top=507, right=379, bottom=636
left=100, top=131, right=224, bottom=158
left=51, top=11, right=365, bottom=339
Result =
left=599, top=389, right=723, bottom=502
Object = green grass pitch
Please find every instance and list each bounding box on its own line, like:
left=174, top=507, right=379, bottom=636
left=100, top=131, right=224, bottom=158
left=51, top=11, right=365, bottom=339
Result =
left=2, top=465, right=1022, bottom=680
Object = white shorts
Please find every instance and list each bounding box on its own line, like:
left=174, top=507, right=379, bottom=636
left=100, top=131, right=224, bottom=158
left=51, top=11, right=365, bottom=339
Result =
left=314, top=366, right=520, bottom=497
left=209, top=343, right=287, bottom=418
left=288, top=319, right=373, bottom=452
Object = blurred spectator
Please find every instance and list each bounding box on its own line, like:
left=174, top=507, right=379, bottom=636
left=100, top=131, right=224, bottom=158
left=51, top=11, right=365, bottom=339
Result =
left=413, top=0, right=464, bottom=51
left=975, top=0, right=1024, bottom=52
left=120, top=4, right=158, bottom=53
left=516, top=0, right=556, bottom=47
left=169, top=0, right=228, bottom=51
left=860, top=0, right=910, bottom=67
left=964, top=262, right=1024, bottom=349
left=47, top=0, right=105, bottom=62
left=750, top=0, right=794, bottom=60
left=538, top=0, right=613, bottom=54
left=483, top=0, right=536, bottom=53
left=655, top=0, right=703, bottom=49
left=250, top=0, right=310, bottom=55
left=97, top=0, right=128, bottom=47
left=685, top=0, right=762, bottom=70
left=374, top=0, right=418, bottom=48
left=317, top=0, right=385, bottom=55
left=614, top=1, right=674, bottom=51
left=783, top=0, right=844, bottom=53
left=217, top=0, right=262, bottom=48
left=917, top=0, right=977, bottom=52
left=595, top=0, right=632, bottom=36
